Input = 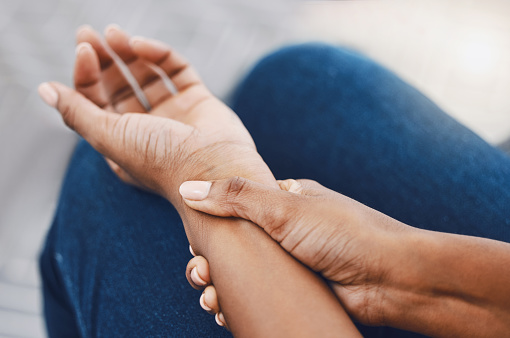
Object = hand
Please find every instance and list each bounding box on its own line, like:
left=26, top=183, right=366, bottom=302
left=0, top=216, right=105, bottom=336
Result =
left=38, top=25, right=276, bottom=206
left=185, top=245, right=229, bottom=330
left=38, top=25, right=365, bottom=336
left=180, top=176, right=414, bottom=326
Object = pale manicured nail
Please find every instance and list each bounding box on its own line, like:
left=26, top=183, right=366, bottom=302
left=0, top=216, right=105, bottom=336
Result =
left=215, top=312, right=225, bottom=327
left=179, top=181, right=211, bottom=201
left=104, top=23, right=121, bottom=36
left=75, top=42, right=92, bottom=56
left=130, top=36, right=167, bottom=51
left=38, top=83, right=58, bottom=108
left=191, top=266, right=207, bottom=286
left=130, top=36, right=146, bottom=47
left=189, top=245, right=196, bottom=256
left=76, top=24, right=92, bottom=36
left=200, top=292, right=212, bottom=311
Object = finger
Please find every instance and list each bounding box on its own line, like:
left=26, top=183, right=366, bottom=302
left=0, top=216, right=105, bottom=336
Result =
left=74, top=42, right=110, bottom=109
left=101, top=24, right=149, bottom=113
left=38, top=81, right=194, bottom=187
left=77, top=24, right=147, bottom=113
left=277, top=179, right=304, bottom=194
left=129, top=36, right=203, bottom=91
left=38, top=81, right=118, bottom=156
left=200, top=285, right=220, bottom=314
left=104, top=24, right=137, bottom=62
left=76, top=25, right=113, bottom=69
left=179, top=177, right=302, bottom=235
left=186, top=256, right=211, bottom=290
left=104, top=25, right=176, bottom=112
left=215, top=312, right=227, bottom=328
left=76, top=24, right=147, bottom=113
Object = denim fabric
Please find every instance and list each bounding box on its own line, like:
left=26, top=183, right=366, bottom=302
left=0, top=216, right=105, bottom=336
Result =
left=40, top=43, right=510, bottom=337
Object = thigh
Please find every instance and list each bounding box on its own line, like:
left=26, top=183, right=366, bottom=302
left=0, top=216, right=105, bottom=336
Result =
left=40, top=140, right=229, bottom=337
left=232, top=43, right=510, bottom=243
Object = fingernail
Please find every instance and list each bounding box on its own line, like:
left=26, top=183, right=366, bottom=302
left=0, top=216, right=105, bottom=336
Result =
left=76, top=24, right=92, bottom=36
left=200, top=292, right=212, bottom=311
left=215, top=312, right=225, bottom=327
left=191, top=267, right=207, bottom=286
left=129, top=36, right=145, bottom=48
left=38, top=83, right=58, bottom=108
left=189, top=245, right=196, bottom=256
left=179, top=181, right=211, bottom=201
left=130, top=36, right=167, bottom=51
left=104, top=23, right=121, bottom=35
left=75, top=42, right=92, bottom=55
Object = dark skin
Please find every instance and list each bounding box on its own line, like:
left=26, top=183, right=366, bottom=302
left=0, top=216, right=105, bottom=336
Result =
left=38, top=25, right=361, bottom=337
left=39, top=24, right=510, bottom=337
left=184, top=177, right=510, bottom=337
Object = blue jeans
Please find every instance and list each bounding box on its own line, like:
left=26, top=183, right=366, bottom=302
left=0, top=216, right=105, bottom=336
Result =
left=40, top=43, right=510, bottom=337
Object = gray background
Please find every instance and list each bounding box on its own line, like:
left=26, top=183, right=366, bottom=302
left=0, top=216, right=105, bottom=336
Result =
left=1, top=0, right=509, bottom=336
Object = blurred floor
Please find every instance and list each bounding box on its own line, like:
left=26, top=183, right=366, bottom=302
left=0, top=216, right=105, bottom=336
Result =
left=0, top=0, right=509, bottom=337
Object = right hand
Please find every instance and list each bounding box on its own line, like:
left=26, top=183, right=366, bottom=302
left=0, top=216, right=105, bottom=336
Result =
left=181, top=177, right=416, bottom=326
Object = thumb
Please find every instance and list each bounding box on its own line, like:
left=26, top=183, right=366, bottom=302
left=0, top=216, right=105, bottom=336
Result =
left=179, top=177, right=304, bottom=235
left=38, top=81, right=119, bottom=156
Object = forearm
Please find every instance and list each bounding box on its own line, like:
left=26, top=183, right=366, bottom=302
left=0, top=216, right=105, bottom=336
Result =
left=189, top=215, right=359, bottom=336
left=384, top=229, right=510, bottom=337
left=166, top=163, right=361, bottom=337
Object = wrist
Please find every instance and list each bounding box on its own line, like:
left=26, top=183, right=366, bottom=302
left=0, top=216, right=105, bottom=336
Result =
left=374, top=229, right=447, bottom=333
left=162, top=145, right=277, bottom=206
left=161, top=148, right=278, bottom=253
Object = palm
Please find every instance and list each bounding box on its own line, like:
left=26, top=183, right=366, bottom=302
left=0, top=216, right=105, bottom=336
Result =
left=72, top=25, right=264, bottom=199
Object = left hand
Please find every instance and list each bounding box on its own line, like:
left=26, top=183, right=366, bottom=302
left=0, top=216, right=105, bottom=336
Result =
left=38, top=24, right=276, bottom=207
left=41, top=25, right=363, bottom=337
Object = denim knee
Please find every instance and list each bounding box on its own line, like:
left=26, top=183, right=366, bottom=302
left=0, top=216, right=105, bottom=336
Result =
left=235, top=42, right=383, bottom=100
left=231, top=42, right=401, bottom=129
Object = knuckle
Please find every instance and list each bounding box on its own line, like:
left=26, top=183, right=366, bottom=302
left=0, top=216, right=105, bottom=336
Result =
left=224, top=176, right=247, bottom=208
left=265, top=195, right=304, bottom=242
left=264, top=206, right=288, bottom=239
left=225, top=176, right=247, bottom=197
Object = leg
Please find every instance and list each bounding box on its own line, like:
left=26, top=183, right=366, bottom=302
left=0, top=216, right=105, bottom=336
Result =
left=232, top=43, right=510, bottom=242
left=40, top=140, right=230, bottom=337
left=230, top=43, right=510, bottom=337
